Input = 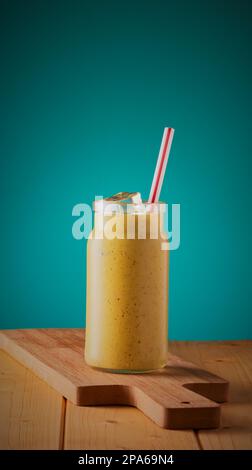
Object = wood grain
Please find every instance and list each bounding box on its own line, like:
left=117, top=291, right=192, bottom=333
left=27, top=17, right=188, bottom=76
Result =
left=0, top=329, right=228, bottom=430
left=0, top=336, right=251, bottom=450
left=64, top=403, right=199, bottom=450
left=0, top=350, right=64, bottom=450
left=171, top=341, right=252, bottom=449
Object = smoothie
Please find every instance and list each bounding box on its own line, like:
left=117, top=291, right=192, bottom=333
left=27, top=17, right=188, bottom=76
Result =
left=84, top=201, right=168, bottom=372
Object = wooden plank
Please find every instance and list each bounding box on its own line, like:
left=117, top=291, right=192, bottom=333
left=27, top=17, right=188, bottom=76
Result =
left=64, top=402, right=199, bottom=450
left=171, top=341, right=252, bottom=450
left=0, top=329, right=228, bottom=430
left=0, top=350, right=65, bottom=450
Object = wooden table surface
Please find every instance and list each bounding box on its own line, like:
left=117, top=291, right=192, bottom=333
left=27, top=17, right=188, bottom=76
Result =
left=0, top=339, right=251, bottom=450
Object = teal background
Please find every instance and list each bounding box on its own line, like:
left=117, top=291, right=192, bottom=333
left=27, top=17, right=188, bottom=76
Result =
left=0, top=0, right=251, bottom=339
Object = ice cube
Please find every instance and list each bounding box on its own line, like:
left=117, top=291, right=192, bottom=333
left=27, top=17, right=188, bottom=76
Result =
left=104, top=192, right=142, bottom=204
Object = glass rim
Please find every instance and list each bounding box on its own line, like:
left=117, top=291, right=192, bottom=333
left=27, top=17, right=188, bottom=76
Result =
left=93, top=199, right=167, bottom=212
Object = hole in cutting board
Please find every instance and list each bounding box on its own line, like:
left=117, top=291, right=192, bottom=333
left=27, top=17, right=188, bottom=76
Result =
left=181, top=401, right=190, bottom=404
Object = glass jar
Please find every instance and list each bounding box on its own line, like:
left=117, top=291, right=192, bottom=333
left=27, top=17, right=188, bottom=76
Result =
left=84, top=200, right=169, bottom=373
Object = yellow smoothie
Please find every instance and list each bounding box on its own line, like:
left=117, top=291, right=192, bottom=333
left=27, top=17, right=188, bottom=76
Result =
left=85, top=205, right=168, bottom=372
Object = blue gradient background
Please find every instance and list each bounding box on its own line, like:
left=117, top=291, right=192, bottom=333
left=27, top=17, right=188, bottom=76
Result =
left=0, top=0, right=251, bottom=339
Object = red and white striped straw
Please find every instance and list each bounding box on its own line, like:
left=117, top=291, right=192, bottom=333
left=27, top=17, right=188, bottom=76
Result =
left=148, top=127, right=175, bottom=203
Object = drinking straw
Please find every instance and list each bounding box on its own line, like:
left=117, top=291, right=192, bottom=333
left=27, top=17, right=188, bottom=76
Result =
left=148, top=127, right=175, bottom=203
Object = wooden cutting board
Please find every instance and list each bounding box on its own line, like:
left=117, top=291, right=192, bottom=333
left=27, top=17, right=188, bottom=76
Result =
left=0, top=329, right=228, bottom=429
